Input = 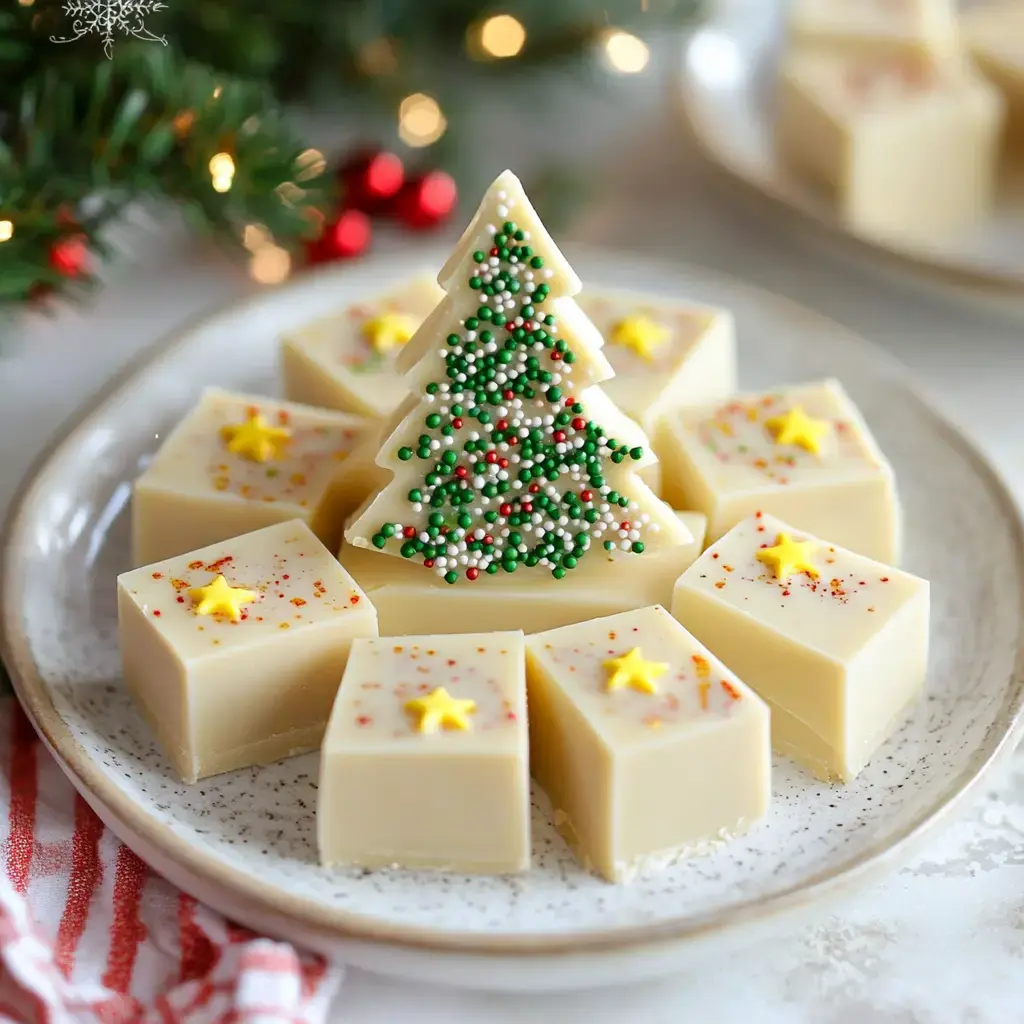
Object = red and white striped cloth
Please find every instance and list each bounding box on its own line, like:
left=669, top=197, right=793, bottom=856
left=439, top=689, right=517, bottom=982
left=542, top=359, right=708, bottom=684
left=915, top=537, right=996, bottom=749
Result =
left=0, top=702, right=343, bottom=1023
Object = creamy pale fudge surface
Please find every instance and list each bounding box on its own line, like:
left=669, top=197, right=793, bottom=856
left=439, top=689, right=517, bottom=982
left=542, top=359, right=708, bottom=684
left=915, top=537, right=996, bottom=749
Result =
left=117, top=519, right=378, bottom=784
left=337, top=511, right=705, bottom=635
left=787, top=0, right=957, bottom=58
left=346, top=170, right=692, bottom=590
left=526, top=605, right=770, bottom=883
left=132, top=388, right=375, bottom=566
left=575, top=289, right=736, bottom=436
left=671, top=512, right=929, bottom=783
left=776, top=49, right=1004, bottom=240
left=963, top=3, right=1024, bottom=138
left=281, top=274, right=443, bottom=420
left=318, top=632, right=530, bottom=874
left=654, top=378, right=900, bottom=562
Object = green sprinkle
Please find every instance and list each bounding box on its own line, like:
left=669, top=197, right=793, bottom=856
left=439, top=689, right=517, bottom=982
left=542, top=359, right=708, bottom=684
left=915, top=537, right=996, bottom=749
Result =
left=632, top=542, right=645, bottom=554
left=445, top=571, right=459, bottom=584
left=425, top=413, right=442, bottom=428
left=371, top=534, right=386, bottom=549
left=398, top=447, right=413, bottom=461
left=629, top=447, right=644, bottom=460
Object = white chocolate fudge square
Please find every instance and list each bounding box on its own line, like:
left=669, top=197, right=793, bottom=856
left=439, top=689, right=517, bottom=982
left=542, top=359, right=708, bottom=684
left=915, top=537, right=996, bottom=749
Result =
left=654, top=379, right=900, bottom=563
left=281, top=275, right=443, bottom=420
left=963, top=3, right=1024, bottom=140
left=318, top=632, right=530, bottom=873
left=776, top=49, right=1004, bottom=240
left=575, top=289, right=736, bottom=435
left=671, top=513, right=929, bottom=782
left=526, top=606, right=770, bottom=883
left=787, top=0, right=957, bottom=59
left=337, top=511, right=704, bottom=636
left=133, top=388, right=375, bottom=567
left=117, top=520, right=378, bottom=784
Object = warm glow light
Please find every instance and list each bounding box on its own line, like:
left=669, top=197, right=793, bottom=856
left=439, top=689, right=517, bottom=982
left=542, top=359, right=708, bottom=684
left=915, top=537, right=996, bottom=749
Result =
left=212, top=85, right=223, bottom=99
left=398, top=93, right=447, bottom=148
left=358, top=37, right=397, bottom=76
left=209, top=152, right=235, bottom=178
left=243, top=224, right=270, bottom=251
left=603, top=29, right=650, bottom=74
left=296, top=148, right=326, bottom=180
left=477, top=14, right=526, bottom=59
left=209, top=152, right=235, bottom=192
left=0, top=221, right=12, bottom=242
left=18, top=0, right=34, bottom=7
left=250, top=245, right=292, bottom=285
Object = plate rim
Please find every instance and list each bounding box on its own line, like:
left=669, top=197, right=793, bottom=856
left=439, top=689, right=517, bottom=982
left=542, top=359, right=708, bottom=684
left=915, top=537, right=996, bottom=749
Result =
left=3, top=251, right=1024, bottom=958
left=675, top=8, right=1024, bottom=291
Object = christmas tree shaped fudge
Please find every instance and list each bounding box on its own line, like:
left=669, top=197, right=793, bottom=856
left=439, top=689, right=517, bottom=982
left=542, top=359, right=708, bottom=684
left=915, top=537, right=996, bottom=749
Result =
left=117, top=519, right=378, bottom=783
left=526, top=605, right=770, bottom=882
left=133, top=389, right=376, bottom=566
left=318, top=632, right=529, bottom=873
left=281, top=274, right=443, bottom=420
left=654, top=379, right=900, bottom=562
left=672, top=512, right=929, bottom=782
left=345, top=170, right=689, bottom=597
left=576, top=289, right=736, bottom=438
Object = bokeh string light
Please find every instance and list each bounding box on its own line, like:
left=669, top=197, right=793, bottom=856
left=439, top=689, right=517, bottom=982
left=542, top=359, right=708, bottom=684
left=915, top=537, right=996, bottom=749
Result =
left=208, top=151, right=235, bottom=193
left=602, top=29, right=650, bottom=74
left=471, top=13, right=527, bottom=59
left=0, top=220, right=13, bottom=242
left=398, top=93, right=447, bottom=147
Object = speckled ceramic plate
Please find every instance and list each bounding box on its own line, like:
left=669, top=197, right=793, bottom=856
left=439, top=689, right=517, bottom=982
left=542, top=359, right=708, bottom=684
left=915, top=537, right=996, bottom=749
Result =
left=678, top=0, right=1024, bottom=288
left=2, top=250, right=1023, bottom=992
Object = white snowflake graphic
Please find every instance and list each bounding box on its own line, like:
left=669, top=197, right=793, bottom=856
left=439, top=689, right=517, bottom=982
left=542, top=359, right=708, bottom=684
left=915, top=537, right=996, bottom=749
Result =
left=50, top=0, right=168, bottom=60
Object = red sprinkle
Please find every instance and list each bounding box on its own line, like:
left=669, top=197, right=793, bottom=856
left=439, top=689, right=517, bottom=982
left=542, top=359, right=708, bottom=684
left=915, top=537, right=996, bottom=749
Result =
left=356, top=715, right=372, bottom=727
left=499, top=503, right=512, bottom=517
left=553, top=431, right=566, bottom=443
left=424, top=559, right=435, bottom=568
left=403, top=526, right=416, bottom=538
left=350, top=595, right=360, bottom=605
left=452, top=417, right=463, bottom=429
left=497, top=419, right=508, bottom=432
left=573, top=418, right=586, bottom=430
left=581, top=490, right=593, bottom=502
left=503, top=389, right=514, bottom=401
left=467, top=567, right=480, bottom=581
left=755, top=510, right=763, bottom=519
left=498, top=457, right=509, bottom=469
left=176, top=596, right=185, bottom=603
left=521, top=502, right=533, bottom=513
left=528, top=483, right=540, bottom=493
left=151, top=572, right=163, bottom=580
left=485, top=451, right=498, bottom=464
left=455, top=466, right=468, bottom=479
left=880, top=577, right=890, bottom=583
left=152, top=610, right=161, bottom=617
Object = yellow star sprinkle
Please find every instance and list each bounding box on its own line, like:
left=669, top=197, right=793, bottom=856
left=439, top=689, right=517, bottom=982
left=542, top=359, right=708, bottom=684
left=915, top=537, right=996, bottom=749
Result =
left=756, top=532, right=820, bottom=581
left=765, top=405, right=829, bottom=454
left=610, top=316, right=669, bottom=361
left=188, top=574, right=256, bottom=621
left=220, top=414, right=291, bottom=463
left=603, top=647, right=668, bottom=695
left=405, top=687, right=477, bottom=734
left=362, top=312, right=419, bottom=354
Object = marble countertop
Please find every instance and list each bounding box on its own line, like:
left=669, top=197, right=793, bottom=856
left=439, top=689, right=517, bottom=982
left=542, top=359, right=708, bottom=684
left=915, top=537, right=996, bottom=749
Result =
left=4, top=42, right=1024, bottom=1023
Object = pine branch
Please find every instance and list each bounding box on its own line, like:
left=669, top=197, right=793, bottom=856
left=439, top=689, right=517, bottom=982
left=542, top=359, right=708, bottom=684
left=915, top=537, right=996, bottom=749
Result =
left=0, top=37, right=330, bottom=304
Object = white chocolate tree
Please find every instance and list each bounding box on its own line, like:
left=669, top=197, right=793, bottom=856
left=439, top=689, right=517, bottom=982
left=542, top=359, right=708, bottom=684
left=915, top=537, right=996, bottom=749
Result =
left=346, top=170, right=688, bottom=584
